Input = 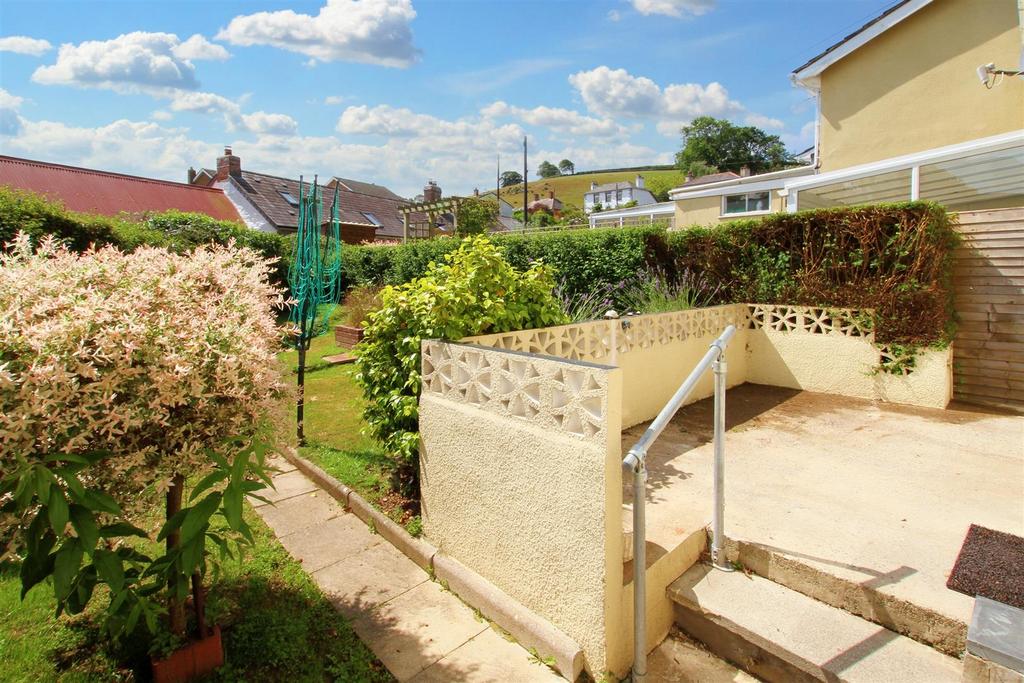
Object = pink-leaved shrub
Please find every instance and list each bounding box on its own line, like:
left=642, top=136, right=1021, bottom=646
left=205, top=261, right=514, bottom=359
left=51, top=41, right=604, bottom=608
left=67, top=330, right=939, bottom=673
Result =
left=0, top=234, right=286, bottom=499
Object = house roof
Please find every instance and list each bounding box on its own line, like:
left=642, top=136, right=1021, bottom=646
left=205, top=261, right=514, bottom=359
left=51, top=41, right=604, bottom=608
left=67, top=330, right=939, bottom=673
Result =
left=226, top=170, right=410, bottom=238
left=528, top=196, right=563, bottom=212
left=669, top=165, right=815, bottom=200
left=678, top=171, right=741, bottom=188
left=791, top=0, right=932, bottom=86
left=0, top=155, right=244, bottom=222
left=586, top=180, right=638, bottom=194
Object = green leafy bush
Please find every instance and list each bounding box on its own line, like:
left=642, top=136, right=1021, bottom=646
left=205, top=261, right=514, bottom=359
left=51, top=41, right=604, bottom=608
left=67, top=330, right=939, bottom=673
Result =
left=355, top=236, right=567, bottom=485
left=0, top=187, right=290, bottom=287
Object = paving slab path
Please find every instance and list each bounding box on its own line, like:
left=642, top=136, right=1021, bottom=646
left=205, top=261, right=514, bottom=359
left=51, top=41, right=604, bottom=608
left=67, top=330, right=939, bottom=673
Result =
left=253, top=457, right=563, bottom=683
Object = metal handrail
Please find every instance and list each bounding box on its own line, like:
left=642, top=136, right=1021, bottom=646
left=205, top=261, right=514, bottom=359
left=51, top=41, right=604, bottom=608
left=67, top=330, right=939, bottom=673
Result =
left=622, top=324, right=736, bottom=683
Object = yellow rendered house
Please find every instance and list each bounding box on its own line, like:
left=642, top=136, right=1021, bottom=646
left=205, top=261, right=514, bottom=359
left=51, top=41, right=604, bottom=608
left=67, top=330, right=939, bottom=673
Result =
left=670, top=0, right=1024, bottom=225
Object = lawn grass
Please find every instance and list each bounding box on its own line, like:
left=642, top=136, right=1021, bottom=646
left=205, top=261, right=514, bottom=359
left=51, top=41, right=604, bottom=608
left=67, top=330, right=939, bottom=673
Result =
left=277, top=324, right=418, bottom=532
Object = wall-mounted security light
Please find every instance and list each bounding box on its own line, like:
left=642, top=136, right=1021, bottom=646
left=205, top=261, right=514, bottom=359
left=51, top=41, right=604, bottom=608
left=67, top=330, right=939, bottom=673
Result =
left=977, top=62, right=1023, bottom=89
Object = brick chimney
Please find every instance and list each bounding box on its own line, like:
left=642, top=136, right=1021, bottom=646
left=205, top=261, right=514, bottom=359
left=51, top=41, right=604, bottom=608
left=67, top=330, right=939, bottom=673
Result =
left=548, top=190, right=554, bottom=199
left=635, top=174, right=645, bottom=189
left=739, top=164, right=751, bottom=177
left=187, top=167, right=197, bottom=184
left=473, top=188, right=480, bottom=196
left=423, top=180, right=441, bottom=203
left=685, top=172, right=694, bottom=182
left=590, top=182, right=598, bottom=191
left=215, top=146, right=241, bottom=181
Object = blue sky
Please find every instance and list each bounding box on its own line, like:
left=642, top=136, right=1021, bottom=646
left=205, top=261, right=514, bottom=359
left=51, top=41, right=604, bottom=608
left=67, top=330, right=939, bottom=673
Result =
left=0, top=0, right=897, bottom=196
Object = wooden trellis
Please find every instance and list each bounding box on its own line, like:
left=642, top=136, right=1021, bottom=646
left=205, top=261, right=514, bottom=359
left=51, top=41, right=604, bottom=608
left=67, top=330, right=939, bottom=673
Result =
left=400, top=197, right=463, bottom=242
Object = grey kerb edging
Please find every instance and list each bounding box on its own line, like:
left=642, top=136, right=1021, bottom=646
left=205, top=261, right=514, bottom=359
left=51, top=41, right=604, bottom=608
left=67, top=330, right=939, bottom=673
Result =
left=281, top=448, right=585, bottom=682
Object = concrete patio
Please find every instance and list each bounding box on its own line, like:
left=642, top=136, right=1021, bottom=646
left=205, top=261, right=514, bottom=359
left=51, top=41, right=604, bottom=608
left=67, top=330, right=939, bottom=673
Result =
left=623, top=384, right=1024, bottom=654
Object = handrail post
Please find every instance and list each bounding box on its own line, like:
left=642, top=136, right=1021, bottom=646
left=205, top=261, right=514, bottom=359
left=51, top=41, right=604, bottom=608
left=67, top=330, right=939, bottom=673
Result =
left=631, top=456, right=647, bottom=683
left=711, top=357, right=733, bottom=571
left=624, top=324, right=736, bottom=682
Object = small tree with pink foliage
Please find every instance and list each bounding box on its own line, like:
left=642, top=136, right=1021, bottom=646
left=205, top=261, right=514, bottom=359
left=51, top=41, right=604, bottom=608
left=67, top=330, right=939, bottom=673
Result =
left=0, top=234, right=286, bottom=646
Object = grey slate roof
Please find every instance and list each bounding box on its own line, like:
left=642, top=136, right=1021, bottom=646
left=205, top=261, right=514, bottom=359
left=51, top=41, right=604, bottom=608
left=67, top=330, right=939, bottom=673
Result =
left=228, top=170, right=410, bottom=238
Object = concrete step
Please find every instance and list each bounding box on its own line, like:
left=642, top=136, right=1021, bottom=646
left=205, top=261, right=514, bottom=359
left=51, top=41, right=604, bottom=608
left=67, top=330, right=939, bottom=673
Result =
left=727, top=538, right=968, bottom=656
left=668, top=563, right=963, bottom=683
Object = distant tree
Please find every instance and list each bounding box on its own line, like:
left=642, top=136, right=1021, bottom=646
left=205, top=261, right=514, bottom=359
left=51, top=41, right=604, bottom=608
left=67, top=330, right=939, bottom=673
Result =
left=455, top=197, right=498, bottom=236
left=681, top=161, right=719, bottom=179
left=558, top=159, right=575, bottom=175
left=537, top=161, right=561, bottom=179
left=500, top=170, right=523, bottom=187
left=674, top=116, right=792, bottom=174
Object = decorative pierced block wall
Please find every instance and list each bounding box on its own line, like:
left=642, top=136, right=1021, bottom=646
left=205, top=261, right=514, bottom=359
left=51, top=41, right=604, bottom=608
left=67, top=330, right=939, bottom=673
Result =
left=463, top=304, right=750, bottom=364
left=421, top=341, right=611, bottom=442
left=747, top=304, right=874, bottom=340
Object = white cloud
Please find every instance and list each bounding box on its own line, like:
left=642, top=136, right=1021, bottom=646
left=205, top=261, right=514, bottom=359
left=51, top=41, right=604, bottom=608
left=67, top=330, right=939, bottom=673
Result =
left=151, top=110, right=173, bottom=121
left=169, top=91, right=297, bottom=135
left=324, top=95, right=346, bottom=105
left=631, top=0, right=715, bottom=17
left=0, top=35, right=53, bottom=56
left=1, top=100, right=681, bottom=199
left=569, top=66, right=741, bottom=123
left=745, top=113, right=785, bottom=130
left=0, top=88, right=24, bottom=136
left=607, top=9, right=622, bottom=22
left=782, top=120, right=816, bottom=152
left=172, top=34, right=231, bottom=61
left=567, top=65, right=799, bottom=141
left=481, top=101, right=627, bottom=138
left=32, top=32, right=209, bottom=94
left=216, top=0, right=419, bottom=68
left=569, top=67, right=663, bottom=118
left=242, top=111, right=298, bottom=136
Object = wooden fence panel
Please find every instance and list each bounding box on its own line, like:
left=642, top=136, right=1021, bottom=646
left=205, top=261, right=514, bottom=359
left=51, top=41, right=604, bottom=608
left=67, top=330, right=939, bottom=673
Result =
left=952, top=208, right=1024, bottom=412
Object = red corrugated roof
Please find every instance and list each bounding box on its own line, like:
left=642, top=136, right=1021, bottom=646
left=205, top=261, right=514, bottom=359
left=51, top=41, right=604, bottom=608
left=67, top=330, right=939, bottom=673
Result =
left=0, top=155, right=244, bottom=223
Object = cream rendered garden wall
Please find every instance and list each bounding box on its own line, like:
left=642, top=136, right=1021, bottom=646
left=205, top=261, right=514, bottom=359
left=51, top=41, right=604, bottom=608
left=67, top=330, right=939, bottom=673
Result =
left=745, top=304, right=953, bottom=409
left=418, top=341, right=624, bottom=675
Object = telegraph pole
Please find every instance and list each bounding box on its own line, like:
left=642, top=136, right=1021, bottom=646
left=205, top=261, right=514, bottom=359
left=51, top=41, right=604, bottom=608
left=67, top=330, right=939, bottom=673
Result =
left=522, top=136, right=528, bottom=224
left=496, top=154, right=500, bottom=205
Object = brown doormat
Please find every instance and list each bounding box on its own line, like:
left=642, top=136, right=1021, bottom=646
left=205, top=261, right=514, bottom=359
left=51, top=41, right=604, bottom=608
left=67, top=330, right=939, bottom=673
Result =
left=947, top=524, right=1024, bottom=610
left=322, top=353, right=356, bottom=366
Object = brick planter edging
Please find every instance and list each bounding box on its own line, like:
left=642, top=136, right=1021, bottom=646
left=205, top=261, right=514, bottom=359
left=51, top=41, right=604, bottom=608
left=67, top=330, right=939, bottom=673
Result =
left=281, top=448, right=584, bottom=681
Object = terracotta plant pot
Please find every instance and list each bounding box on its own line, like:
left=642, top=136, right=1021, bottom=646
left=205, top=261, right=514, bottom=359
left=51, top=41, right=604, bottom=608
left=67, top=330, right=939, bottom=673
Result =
left=151, top=625, right=224, bottom=683
left=334, top=324, right=365, bottom=349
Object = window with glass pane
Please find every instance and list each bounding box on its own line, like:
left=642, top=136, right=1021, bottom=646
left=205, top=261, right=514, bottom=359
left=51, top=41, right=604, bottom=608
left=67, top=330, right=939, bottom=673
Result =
left=796, top=168, right=912, bottom=210
left=749, top=192, right=770, bottom=211
left=724, top=194, right=748, bottom=214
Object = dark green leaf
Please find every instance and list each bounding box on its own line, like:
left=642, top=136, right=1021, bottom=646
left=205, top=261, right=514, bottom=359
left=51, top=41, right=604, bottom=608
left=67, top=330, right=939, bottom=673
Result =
left=189, top=469, right=229, bottom=502
left=20, top=548, right=56, bottom=599
left=222, top=485, right=242, bottom=530
left=83, top=489, right=121, bottom=515
left=180, top=493, right=220, bottom=543
left=69, top=505, right=99, bottom=553
left=53, top=540, right=84, bottom=601
left=48, top=488, right=69, bottom=534
left=100, top=522, right=149, bottom=539
left=93, top=549, right=125, bottom=593
left=157, top=507, right=189, bottom=542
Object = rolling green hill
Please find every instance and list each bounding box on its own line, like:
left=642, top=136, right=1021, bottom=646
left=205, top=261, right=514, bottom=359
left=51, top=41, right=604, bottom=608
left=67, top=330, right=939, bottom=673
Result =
left=489, top=168, right=686, bottom=211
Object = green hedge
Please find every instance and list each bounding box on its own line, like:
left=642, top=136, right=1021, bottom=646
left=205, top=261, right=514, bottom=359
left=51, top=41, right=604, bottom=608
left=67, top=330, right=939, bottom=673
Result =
left=0, top=187, right=291, bottom=286
left=341, top=203, right=957, bottom=346
left=342, top=225, right=670, bottom=299
left=669, top=202, right=959, bottom=345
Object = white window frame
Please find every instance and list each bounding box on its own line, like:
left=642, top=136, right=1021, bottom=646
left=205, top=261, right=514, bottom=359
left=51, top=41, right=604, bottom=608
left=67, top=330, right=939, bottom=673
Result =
left=721, top=191, right=772, bottom=217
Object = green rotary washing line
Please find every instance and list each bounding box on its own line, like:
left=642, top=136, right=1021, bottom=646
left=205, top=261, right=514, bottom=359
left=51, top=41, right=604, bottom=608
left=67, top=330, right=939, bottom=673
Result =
left=288, top=176, right=343, bottom=445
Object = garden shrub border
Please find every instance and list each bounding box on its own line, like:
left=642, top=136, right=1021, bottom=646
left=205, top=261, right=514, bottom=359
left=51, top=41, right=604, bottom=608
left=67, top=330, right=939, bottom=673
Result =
left=341, top=202, right=958, bottom=347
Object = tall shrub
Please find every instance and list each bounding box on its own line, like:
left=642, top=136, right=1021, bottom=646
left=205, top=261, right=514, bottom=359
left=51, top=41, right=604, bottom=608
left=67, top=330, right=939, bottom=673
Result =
left=355, top=236, right=566, bottom=486
left=669, top=202, right=959, bottom=344
left=0, top=235, right=286, bottom=640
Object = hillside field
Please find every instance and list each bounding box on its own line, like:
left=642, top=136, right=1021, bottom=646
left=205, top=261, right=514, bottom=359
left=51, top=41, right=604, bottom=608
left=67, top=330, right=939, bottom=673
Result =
left=490, top=168, right=687, bottom=210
